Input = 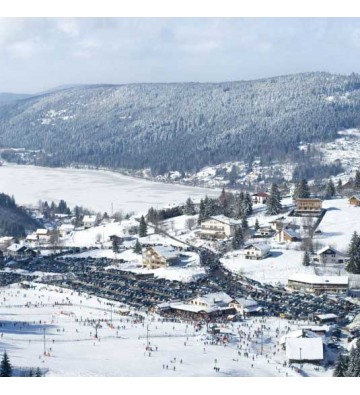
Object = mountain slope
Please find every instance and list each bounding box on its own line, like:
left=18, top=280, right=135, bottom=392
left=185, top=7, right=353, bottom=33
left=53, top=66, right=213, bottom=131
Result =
left=0, top=92, right=32, bottom=106
left=0, top=72, right=360, bottom=174
left=0, top=193, right=38, bottom=237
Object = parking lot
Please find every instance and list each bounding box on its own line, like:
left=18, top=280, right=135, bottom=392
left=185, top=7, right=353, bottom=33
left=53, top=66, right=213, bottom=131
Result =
left=3, top=249, right=359, bottom=324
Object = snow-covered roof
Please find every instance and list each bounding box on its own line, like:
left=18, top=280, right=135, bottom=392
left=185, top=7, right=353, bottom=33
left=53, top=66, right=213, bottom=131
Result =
left=0, top=236, right=14, bottom=243
left=59, top=224, right=75, bottom=231
left=349, top=195, right=360, bottom=201
left=299, top=325, right=329, bottom=333
left=83, top=215, right=97, bottom=222
left=233, top=297, right=258, bottom=308
left=288, top=274, right=348, bottom=285
left=208, top=215, right=241, bottom=226
left=193, top=292, right=233, bottom=307
left=252, top=192, right=269, bottom=197
left=7, top=243, right=25, bottom=252
left=280, top=329, right=304, bottom=345
left=244, top=306, right=263, bottom=313
left=317, top=246, right=345, bottom=256
left=151, top=246, right=179, bottom=260
left=26, top=234, right=38, bottom=241
left=315, top=313, right=338, bottom=321
left=283, top=228, right=300, bottom=238
left=286, top=337, right=324, bottom=361
left=36, top=228, right=48, bottom=235
left=243, top=243, right=271, bottom=253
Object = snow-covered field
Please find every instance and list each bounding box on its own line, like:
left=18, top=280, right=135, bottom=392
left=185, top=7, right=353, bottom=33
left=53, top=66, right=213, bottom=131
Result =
left=0, top=283, right=332, bottom=377
left=0, top=163, right=220, bottom=213
left=221, top=249, right=314, bottom=285
left=313, top=198, right=360, bottom=252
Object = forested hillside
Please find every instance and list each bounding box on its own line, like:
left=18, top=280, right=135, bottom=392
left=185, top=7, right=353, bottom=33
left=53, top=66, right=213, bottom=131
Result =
left=1, top=72, right=360, bottom=174
left=0, top=193, right=38, bottom=237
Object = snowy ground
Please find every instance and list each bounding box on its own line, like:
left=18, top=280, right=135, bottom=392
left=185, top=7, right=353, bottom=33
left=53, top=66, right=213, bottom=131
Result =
left=61, top=218, right=139, bottom=248
left=221, top=249, right=315, bottom=285
left=313, top=198, right=360, bottom=253
left=0, top=283, right=333, bottom=377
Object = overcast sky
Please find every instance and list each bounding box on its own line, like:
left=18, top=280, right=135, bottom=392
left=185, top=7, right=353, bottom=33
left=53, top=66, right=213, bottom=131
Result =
left=1, top=17, right=360, bottom=93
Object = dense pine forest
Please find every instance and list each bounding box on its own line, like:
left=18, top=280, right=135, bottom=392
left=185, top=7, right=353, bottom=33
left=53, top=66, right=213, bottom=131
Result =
left=1, top=72, right=360, bottom=175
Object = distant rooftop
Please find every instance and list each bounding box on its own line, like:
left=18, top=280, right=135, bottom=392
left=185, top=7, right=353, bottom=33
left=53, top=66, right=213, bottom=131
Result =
left=209, top=215, right=242, bottom=226
left=288, top=274, right=348, bottom=285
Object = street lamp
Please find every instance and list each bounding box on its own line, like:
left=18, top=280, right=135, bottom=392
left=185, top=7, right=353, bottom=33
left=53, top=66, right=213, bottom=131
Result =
left=299, top=347, right=302, bottom=368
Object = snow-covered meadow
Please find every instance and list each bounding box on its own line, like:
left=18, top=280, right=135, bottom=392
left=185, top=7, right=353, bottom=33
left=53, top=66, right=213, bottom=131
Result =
left=221, top=250, right=314, bottom=285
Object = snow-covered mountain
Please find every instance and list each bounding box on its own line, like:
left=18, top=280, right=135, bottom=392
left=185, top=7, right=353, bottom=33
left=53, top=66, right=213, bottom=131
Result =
left=1, top=72, right=360, bottom=175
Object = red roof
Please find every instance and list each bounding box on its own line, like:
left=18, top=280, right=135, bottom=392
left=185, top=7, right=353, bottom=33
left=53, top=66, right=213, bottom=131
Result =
left=253, top=192, right=269, bottom=197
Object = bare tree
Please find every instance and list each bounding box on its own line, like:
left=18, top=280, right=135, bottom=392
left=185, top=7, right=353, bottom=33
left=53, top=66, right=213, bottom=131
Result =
left=95, top=233, right=102, bottom=244
left=185, top=218, right=197, bottom=231
left=49, top=229, right=61, bottom=253
left=113, top=210, right=124, bottom=223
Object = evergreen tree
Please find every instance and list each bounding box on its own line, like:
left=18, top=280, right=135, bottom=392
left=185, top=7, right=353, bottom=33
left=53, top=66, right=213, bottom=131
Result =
left=347, top=232, right=360, bottom=274
left=337, top=179, right=343, bottom=194
left=35, top=367, right=42, bottom=377
left=112, top=237, right=120, bottom=253
left=346, top=342, right=360, bottom=377
left=294, top=179, right=310, bottom=199
left=198, top=199, right=206, bottom=225
left=355, top=170, right=360, bottom=190
left=232, top=227, right=244, bottom=250
left=138, top=215, right=148, bottom=237
left=29, top=369, right=34, bottom=377
left=228, top=165, right=238, bottom=186
left=234, top=193, right=244, bottom=219
left=244, top=193, right=253, bottom=216
left=184, top=198, right=196, bottom=215
left=302, top=250, right=311, bottom=266
left=0, top=352, right=12, bottom=377
left=254, top=218, right=260, bottom=231
left=266, top=183, right=282, bottom=215
left=333, top=354, right=349, bottom=377
left=133, top=239, right=142, bottom=254
left=241, top=216, right=248, bottom=231
left=325, top=179, right=336, bottom=199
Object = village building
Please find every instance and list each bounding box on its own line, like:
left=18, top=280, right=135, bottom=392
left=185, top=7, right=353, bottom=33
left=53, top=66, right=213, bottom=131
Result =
left=142, top=246, right=179, bottom=269
left=83, top=215, right=97, bottom=229
left=299, top=325, right=329, bottom=336
left=109, top=234, right=124, bottom=244
left=0, top=236, right=15, bottom=250
left=274, top=228, right=301, bottom=243
left=36, top=228, right=50, bottom=241
left=295, top=198, right=323, bottom=214
left=315, top=246, right=347, bottom=264
left=196, top=215, right=241, bottom=239
left=229, top=297, right=263, bottom=316
left=349, top=195, right=360, bottom=207
left=285, top=337, right=324, bottom=363
left=280, top=329, right=326, bottom=347
left=269, top=218, right=286, bottom=231
left=251, top=192, right=269, bottom=204
left=241, top=243, right=271, bottom=260
left=59, top=224, right=75, bottom=237
left=253, top=226, right=275, bottom=238
left=314, top=313, right=339, bottom=325
left=287, top=274, right=349, bottom=295
left=6, top=243, right=37, bottom=259
left=156, top=292, right=236, bottom=321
